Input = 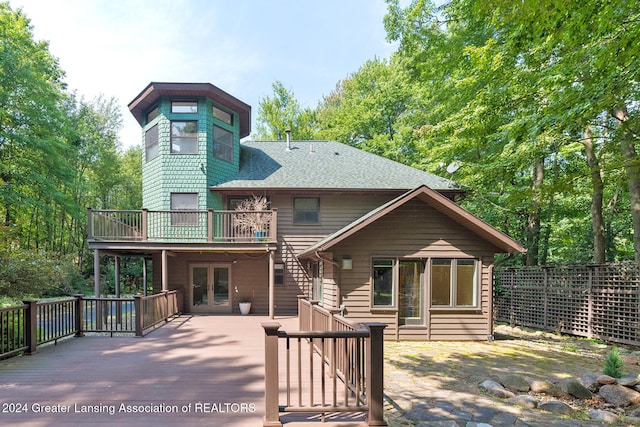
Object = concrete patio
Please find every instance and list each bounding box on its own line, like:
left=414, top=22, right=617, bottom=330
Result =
left=0, top=315, right=368, bottom=426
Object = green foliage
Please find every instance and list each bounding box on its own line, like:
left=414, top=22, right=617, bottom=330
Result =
left=0, top=3, right=140, bottom=276
left=603, top=347, right=624, bottom=378
left=254, top=81, right=317, bottom=141
left=0, top=225, right=80, bottom=299
left=376, top=0, right=640, bottom=264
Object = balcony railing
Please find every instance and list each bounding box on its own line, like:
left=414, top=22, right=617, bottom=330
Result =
left=0, top=291, right=182, bottom=360
left=261, top=298, right=387, bottom=426
left=87, top=208, right=277, bottom=243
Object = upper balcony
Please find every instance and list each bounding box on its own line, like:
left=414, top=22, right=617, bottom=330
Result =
left=87, top=208, right=277, bottom=244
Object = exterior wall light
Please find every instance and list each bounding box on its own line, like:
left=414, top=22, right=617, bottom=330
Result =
left=341, top=257, right=352, bottom=270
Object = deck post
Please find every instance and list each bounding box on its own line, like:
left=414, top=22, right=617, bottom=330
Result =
left=74, top=294, right=85, bottom=337
left=23, top=300, right=38, bottom=355
left=87, top=208, right=93, bottom=240
left=207, top=209, right=213, bottom=242
left=134, top=295, right=143, bottom=337
left=141, top=209, right=148, bottom=241
left=262, top=322, right=282, bottom=427
left=363, top=322, right=387, bottom=426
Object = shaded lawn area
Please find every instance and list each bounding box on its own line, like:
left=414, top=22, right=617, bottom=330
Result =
left=383, top=324, right=640, bottom=426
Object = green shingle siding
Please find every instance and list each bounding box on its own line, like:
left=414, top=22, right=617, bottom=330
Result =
left=141, top=96, right=242, bottom=211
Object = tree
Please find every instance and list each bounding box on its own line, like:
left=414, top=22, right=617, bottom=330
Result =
left=254, top=81, right=317, bottom=140
left=316, top=57, right=418, bottom=165
left=0, top=2, right=69, bottom=228
left=383, top=0, right=640, bottom=264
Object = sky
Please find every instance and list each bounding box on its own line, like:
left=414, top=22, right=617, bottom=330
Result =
left=10, top=0, right=400, bottom=149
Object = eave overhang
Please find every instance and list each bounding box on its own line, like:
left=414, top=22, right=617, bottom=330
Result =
left=128, top=82, right=251, bottom=138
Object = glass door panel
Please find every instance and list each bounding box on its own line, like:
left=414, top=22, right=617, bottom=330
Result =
left=192, top=266, right=208, bottom=308
left=213, top=267, right=229, bottom=307
left=190, top=264, right=231, bottom=312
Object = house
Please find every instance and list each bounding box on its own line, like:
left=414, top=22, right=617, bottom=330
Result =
left=87, top=82, right=525, bottom=340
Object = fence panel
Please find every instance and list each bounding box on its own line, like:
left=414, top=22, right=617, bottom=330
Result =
left=0, top=305, right=28, bottom=359
left=81, top=298, right=136, bottom=334
left=495, top=262, right=640, bottom=346
left=36, top=299, right=77, bottom=344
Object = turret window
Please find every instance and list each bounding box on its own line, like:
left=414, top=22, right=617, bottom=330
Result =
left=171, top=101, right=198, bottom=113
left=171, top=121, right=198, bottom=154
left=213, top=125, right=233, bottom=162
left=145, top=124, right=159, bottom=161
left=213, top=106, right=233, bottom=125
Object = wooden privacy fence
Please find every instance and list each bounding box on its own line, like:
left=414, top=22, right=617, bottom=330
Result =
left=494, top=263, right=640, bottom=346
left=0, top=291, right=181, bottom=360
left=261, top=298, right=387, bottom=426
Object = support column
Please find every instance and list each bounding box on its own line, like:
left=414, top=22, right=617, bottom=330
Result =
left=268, top=250, right=275, bottom=319
left=143, top=257, right=148, bottom=297
left=162, top=250, right=169, bottom=292
left=115, top=256, right=121, bottom=298
left=94, top=249, right=100, bottom=297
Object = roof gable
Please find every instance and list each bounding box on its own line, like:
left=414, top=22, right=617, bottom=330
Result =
left=298, top=185, right=526, bottom=258
left=211, top=140, right=459, bottom=192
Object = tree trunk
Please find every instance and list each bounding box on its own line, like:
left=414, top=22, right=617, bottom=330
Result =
left=582, top=126, right=606, bottom=263
left=613, top=105, right=640, bottom=263
left=525, top=159, right=544, bottom=266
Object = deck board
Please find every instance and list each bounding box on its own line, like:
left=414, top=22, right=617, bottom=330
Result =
left=0, top=315, right=366, bottom=426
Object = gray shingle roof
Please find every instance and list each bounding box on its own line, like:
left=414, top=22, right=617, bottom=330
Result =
left=211, top=140, right=457, bottom=191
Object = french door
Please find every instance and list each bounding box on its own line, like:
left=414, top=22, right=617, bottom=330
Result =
left=190, top=264, right=231, bottom=313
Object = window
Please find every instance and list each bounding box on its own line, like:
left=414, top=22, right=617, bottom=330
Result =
left=431, top=259, right=478, bottom=307
left=399, top=260, right=423, bottom=324
left=170, top=193, right=199, bottom=225
left=145, top=124, right=159, bottom=162
left=171, top=121, right=198, bottom=153
left=213, top=106, right=233, bottom=125
left=146, top=106, right=158, bottom=123
left=274, top=263, right=285, bottom=287
left=373, top=259, right=394, bottom=307
left=213, top=124, right=233, bottom=162
left=171, top=101, right=198, bottom=113
left=293, top=197, right=320, bottom=224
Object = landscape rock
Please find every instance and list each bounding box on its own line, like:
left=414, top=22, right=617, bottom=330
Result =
left=507, top=395, right=538, bottom=409
left=578, top=373, right=601, bottom=392
left=558, top=378, right=593, bottom=399
left=479, top=380, right=515, bottom=399
left=538, top=401, right=575, bottom=415
left=599, top=384, right=640, bottom=407
left=597, top=375, right=617, bottom=385
left=627, top=409, right=640, bottom=418
left=497, top=374, right=530, bottom=392
left=528, top=379, right=564, bottom=397
left=588, top=410, right=619, bottom=423
left=618, top=373, right=640, bottom=387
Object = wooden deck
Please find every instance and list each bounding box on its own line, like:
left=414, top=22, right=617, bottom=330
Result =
left=0, top=315, right=368, bottom=426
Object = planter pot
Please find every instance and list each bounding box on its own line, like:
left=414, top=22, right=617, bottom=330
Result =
left=239, top=302, right=251, bottom=315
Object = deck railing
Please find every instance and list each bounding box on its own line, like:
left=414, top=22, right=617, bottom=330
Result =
left=0, top=291, right=182, bottom=360
left=88, top=208, right=277, bottom=243
left=262, top=299, right=387, bottom=426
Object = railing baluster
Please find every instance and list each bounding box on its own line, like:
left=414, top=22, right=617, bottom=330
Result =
left=297, top=337, right=302, bottom=407
left=286, top=337, right=291, bottom=408
left=332, top=337, right=337, bottom=407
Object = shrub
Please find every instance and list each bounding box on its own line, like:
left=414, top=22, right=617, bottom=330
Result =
left=603, top=347, right=624, bottom=378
